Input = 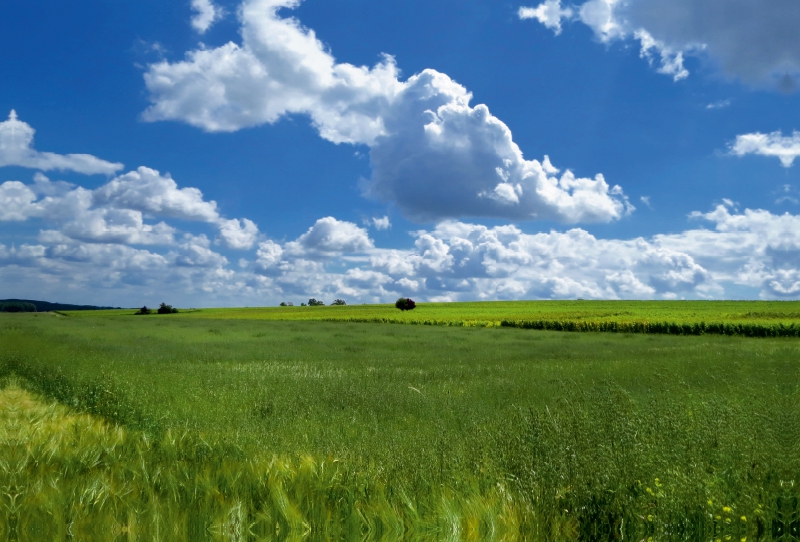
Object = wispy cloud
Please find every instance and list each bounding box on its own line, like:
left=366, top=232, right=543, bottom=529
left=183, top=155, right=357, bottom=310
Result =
left=706, top=99, right=732, bottom=110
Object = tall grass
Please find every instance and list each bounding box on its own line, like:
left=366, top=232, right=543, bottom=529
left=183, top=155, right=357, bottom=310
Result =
left=1, top=312, right=798, bottom=539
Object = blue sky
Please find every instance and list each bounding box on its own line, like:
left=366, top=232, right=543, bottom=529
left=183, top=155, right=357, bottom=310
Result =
left=2, top=0, right=800, bottom=306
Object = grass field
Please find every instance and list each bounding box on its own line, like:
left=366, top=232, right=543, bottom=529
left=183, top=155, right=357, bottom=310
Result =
left=65, top=300, right=800, bottom=337
left=2, top=303, right=799, bottom=540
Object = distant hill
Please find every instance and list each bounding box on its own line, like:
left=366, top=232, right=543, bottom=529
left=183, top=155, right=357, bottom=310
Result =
left=0, top=299, right=122, bottom=312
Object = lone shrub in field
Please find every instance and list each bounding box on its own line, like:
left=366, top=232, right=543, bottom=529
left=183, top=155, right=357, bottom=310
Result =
left=308, top=298, right=325, bottom=306
left=331, top=299, right=346, bottom=306
left=157, top=303, right=178, bottom=314
left=135, top=306, right=151, bottom=315
left=395, top=298, right=416, bottom=311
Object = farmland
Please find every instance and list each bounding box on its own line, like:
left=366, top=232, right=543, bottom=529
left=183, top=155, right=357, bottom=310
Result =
left=67, top=300, right=800, bottom=337
left=1, top=303, right=799, bottom=540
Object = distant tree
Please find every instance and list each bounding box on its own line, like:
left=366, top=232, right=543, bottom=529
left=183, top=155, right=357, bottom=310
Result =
left=286, top=302, right=294, bottom=306
left=0, top=301, right=36, bottom=313
left=395, top=298, right=416, bottom=311
left=331, top=299, right=346, bottom=306
left=280, top=302, right=287, bottom=307
left=157, top=302, right=177, bottom=315
left=300, top=303, right=307, bottom=307
left=135, top=306, right=151, bottom=315
left=308, top=298, right=325, bottom=306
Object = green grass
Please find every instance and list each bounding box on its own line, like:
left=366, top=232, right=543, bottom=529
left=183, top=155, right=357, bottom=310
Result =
left=65, top=300, right=800, bottom=337
left=1, top=309, right=799, bottom=539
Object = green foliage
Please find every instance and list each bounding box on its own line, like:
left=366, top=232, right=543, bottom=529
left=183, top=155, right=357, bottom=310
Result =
left=307, top=298, right=325, bottom=306
left=331, top=299, right=346, bottom=305
left=0, top=301, right=36, bottom=313
left=0, top=311, right=798, bottom=537
left=158, top=302, right=178, bottom=314
left=134, top=305, right=151, bottom=315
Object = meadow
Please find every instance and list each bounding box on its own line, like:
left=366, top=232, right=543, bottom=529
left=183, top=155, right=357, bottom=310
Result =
left=0, top=303, right=799, bottom=540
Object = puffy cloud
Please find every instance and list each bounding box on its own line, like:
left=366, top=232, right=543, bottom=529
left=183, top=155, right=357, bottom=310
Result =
left=288, top=217, right=373, bottom=255
left=370, top=216, right=391, bottom=230
left=729, top=131, right=800, bottom=168
left=254, top=239, right=284, bottom=274
left=0, top=111, right=123, bottom=175
left=94, top=167, right=220, bottom=222
left=1, top=168, right=258, bottom=250
left=143, top=0, right=630, bottom=223
left=59, top=209, right=176, bottom=246
left=191, top=0, right=223, bottom=33
left=0, top=116, right=261, bottom=250
left=143, top=0, right=403, bottom=142
left=520, top=0, right=800, bottom=86
left=518, top=0, right=574, bottom=35
left=218, top=218, right=259, bottom=249
left=0, top=181, right=37, bottom=221
left=174, top=235, right=229, bottom=267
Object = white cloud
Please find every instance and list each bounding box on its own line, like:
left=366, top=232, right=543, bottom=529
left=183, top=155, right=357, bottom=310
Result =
left=191, top=0, right=223, bottom=33
left=6, top=204, right=800, bottom=306
left=288, top=217, right=373, bottom=255
left=174, top=235, right=229, bottom=267
left=0, top=111, right=123, bottom=175
left=775, top=185, right=799, bottom=206
left=370, top=216, right=391, bottom=230
left=94, top=167, right=220, bottom=222
left=729, top=131, right=800, bottom=168
left=0, top=181, right=37, bottom=221
left=706, top=99, right=732, bottom=110
left=218, top=218, right=259, bottom=249
left=0, top=156, right=259, bottom=251
left=518, top=0, right=574, bottom=35
left=142, top=0, right=630, bottom=223
left=520, top=0, right=800, bottom=86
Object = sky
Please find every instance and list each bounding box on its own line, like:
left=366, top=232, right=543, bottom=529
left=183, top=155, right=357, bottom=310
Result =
left=2, top=0, right=800, bottom=307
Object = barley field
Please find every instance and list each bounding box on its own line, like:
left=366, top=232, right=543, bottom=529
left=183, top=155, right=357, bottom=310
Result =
left=1, top=303, right=799, bottom=540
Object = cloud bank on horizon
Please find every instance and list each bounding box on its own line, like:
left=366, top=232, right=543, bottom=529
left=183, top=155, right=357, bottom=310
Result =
left=141, top=0, right=631, bottom=224
left=1, top=113, right=799, bottom=305
left=519, top=0, right=800, bottom=87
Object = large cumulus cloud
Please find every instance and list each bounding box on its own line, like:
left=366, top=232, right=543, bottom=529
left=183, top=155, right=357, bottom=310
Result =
left=519, top=0, right=800, bottom=86
left=142, top=0, right=631, bottom=223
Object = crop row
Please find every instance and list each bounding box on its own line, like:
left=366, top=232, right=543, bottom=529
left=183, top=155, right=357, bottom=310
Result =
left=317, top=316, right=800, bottom=337
left=500, top=319, right=800, bottom=337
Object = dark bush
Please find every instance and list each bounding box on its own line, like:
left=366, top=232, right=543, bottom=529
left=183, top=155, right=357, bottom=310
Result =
left=308, top=298, right=325, bottom=306
left=157, top=303, right=177, bottom=314
left=0, top=301, right=36, bottom=313
left=331, top=299, right=346, bottom=306
left=135, top=306, right=151, bottom=315
left=395, top=297, right=416, bottom=311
